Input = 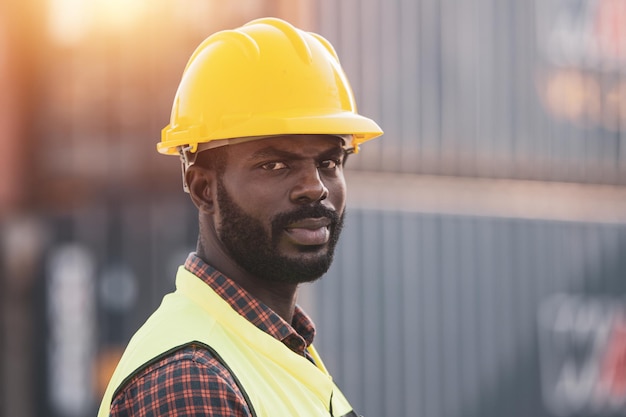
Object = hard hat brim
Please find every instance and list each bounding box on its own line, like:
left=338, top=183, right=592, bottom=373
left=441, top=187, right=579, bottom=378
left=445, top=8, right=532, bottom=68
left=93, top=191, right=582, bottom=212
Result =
left=158, top=111, right=383, bottom=155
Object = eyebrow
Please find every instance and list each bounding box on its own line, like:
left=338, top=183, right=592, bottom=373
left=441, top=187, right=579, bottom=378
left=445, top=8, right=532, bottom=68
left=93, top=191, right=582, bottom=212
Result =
left=248, top=147, right=300, bottom=161
left=247, top=146, right=345, bottom=162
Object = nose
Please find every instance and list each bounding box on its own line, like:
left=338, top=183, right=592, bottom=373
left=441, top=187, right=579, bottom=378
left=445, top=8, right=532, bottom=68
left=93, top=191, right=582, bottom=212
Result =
left=290, top=165, right=329, bottom=204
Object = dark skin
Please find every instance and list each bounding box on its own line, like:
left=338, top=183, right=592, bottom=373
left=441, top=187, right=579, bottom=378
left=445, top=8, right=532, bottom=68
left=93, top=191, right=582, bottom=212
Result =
left=185, top=134, right=347, bottom=323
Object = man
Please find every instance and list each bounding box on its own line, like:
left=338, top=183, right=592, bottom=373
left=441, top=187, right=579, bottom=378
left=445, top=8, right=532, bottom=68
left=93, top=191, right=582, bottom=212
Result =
left=98, top=17, right=382, bottom=416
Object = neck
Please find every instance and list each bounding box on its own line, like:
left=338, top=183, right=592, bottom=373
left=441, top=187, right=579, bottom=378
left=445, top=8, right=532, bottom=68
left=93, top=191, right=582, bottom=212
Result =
left=195, top=236, right=299, bottom=324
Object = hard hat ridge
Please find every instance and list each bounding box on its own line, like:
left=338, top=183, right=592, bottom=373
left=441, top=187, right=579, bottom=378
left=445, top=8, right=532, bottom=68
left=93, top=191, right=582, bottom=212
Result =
left=244, top=17, right=314, bottom=64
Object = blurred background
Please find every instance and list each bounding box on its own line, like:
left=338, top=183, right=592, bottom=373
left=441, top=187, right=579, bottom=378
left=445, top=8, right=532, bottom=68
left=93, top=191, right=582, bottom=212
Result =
left=1, top=0, right=626, bottom=416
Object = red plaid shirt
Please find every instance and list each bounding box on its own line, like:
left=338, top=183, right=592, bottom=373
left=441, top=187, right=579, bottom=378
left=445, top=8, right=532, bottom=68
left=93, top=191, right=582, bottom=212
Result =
left=108, top=253, right=317, bottom=416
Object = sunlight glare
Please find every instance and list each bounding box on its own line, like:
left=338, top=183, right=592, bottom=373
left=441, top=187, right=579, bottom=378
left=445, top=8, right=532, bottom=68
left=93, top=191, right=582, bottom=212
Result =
left=48, top=0, right=148, bottom=46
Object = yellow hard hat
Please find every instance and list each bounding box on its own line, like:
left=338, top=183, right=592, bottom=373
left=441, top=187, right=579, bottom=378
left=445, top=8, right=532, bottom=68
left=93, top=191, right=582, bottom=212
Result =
left=158, top=17, right=383, bottom=156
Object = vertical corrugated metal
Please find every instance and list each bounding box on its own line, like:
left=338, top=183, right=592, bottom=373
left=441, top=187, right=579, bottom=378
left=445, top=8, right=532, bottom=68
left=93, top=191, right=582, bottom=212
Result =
left=315, top=0, right=625, bottom=185
left=313, top=211, right=626, bottom=417
left=307, top=3, right=626, bottom=415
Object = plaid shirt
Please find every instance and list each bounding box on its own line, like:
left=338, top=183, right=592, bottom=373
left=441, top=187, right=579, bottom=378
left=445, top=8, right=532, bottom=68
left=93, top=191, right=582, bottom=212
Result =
left=108, top=253, right=317, bottom=417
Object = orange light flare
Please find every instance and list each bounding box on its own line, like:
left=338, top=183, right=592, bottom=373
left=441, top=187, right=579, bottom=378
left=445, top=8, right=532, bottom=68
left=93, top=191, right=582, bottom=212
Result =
left=47, top=0, right=149, bottom=46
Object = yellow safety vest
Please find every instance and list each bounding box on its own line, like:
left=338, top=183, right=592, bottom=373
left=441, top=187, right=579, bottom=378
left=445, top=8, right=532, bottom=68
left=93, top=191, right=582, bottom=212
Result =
left=98, top=266, right=356, bottom=417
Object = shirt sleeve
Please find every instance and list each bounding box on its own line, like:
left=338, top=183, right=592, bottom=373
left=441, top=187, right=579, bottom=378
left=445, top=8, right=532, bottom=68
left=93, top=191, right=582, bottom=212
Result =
left=108, top=346, right=253, bottom=417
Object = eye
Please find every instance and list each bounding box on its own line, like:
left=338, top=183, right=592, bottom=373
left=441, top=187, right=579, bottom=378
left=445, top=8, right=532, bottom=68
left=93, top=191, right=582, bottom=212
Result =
left=261, top=161, right=288, bottom=171
left=318, top=159, right=341, bottom=169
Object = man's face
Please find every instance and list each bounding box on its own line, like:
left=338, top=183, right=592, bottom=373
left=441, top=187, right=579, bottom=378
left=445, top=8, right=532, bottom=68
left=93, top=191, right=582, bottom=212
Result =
left=214, top=135, right=347, bottom=284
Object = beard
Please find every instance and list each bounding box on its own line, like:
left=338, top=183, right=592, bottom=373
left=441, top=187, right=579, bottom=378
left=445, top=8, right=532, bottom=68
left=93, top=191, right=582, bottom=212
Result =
left=215, top=180, right=344, bottom=284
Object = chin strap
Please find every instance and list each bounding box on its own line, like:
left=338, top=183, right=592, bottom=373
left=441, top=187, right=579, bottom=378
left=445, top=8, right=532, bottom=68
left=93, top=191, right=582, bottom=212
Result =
left=179, top=145, right=194, bottom=193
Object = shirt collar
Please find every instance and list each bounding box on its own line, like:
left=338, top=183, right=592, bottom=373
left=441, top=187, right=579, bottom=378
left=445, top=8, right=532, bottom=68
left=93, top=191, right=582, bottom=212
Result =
left=184, top=253, right=316, bottom=355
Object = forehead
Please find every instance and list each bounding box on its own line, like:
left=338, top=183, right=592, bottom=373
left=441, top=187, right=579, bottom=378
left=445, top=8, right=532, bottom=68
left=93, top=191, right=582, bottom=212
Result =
left=226, top=134, right=345, bottom=161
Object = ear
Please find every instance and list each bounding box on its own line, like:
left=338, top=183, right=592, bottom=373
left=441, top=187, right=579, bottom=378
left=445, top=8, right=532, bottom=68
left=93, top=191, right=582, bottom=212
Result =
left=186, top=165, right=217, bottom=213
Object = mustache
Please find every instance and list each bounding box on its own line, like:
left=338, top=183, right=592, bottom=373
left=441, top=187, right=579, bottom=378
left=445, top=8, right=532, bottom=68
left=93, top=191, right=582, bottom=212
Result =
left=271, top=204, right=340, bottom=231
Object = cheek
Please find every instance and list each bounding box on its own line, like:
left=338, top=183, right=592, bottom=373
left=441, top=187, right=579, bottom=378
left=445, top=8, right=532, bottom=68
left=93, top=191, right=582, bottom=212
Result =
left=222, top=181, right=279, bottom=228
left=222, top=172, right=267, bottom=208
left=327, top=177, right=347, bottom=210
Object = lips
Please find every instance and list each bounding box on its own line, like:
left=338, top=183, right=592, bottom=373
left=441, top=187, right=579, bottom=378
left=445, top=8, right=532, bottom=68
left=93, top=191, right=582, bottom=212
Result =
left=284, top=217, right=331, bottom=246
